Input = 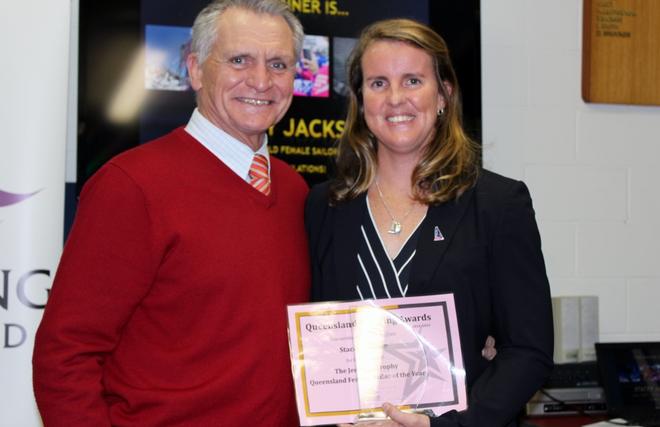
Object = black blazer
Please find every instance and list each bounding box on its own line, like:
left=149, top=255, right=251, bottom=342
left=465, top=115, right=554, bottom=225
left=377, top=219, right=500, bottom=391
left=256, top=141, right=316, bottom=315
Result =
left=305, top=169, right=554, bottom=427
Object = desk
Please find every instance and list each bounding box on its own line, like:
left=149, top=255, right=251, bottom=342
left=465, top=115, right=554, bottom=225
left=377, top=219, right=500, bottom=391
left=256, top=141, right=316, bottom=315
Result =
left=524, top=415, right=607, bottom=427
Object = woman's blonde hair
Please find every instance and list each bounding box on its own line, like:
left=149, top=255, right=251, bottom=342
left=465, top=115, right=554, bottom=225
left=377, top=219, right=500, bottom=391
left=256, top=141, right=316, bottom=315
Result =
left=330, top=18, right=480, bottom=205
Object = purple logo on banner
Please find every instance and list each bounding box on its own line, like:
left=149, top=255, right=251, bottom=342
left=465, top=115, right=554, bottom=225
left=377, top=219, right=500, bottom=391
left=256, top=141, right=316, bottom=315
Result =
left=0, top=189, right=41, bottom=208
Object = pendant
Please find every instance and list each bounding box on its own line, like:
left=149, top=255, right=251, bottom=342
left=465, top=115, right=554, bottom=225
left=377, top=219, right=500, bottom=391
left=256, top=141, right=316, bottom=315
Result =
left=388, top=220, right=402, bottom=234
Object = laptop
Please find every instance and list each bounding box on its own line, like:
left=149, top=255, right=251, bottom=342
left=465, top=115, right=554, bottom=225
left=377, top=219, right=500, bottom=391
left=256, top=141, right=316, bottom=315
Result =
left=595, top=342, right=660, bottom=427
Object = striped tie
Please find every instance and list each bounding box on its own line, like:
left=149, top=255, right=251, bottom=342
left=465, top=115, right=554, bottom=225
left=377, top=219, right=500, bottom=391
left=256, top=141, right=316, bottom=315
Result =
left=249, top=154, right=270, bottom=195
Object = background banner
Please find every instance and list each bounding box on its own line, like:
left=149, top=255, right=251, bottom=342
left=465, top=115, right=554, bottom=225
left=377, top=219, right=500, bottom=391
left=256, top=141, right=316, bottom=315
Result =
left=0, top=0, right=72, bottom=423
left=76, top=0, right=467, bottom=199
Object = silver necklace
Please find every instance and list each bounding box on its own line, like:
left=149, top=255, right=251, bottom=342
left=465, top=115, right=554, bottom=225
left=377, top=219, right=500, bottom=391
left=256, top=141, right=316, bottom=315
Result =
left=374, top=180, right=415, bottom=235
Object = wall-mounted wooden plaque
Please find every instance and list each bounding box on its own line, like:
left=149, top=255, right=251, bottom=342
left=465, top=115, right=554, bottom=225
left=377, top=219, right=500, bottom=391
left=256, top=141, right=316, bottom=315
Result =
left=582, top=0, right=660, bottom=105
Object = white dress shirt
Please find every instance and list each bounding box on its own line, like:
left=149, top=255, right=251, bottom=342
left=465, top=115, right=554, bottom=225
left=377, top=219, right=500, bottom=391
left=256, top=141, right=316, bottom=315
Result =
left=184, top=108, right=270, bottom=182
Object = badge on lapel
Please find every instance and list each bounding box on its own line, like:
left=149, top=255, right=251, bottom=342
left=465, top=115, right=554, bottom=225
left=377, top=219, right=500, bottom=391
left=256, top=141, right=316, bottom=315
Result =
left=433, top=226, right=445, bottom=241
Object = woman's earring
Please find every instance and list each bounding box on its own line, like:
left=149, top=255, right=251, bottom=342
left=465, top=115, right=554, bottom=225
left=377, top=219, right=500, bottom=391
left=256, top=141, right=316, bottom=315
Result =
left=437, top=108, right=445, bottom=116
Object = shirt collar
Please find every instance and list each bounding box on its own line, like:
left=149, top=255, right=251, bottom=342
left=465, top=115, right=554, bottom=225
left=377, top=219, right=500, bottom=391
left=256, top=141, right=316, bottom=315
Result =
left=184, top=108, right=270, bottom=181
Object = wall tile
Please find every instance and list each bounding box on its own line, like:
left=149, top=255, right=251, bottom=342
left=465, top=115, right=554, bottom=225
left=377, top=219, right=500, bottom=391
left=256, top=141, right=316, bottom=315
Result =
left=481, top=0, right=525, bottom=47
left=550, top=278, right=627, bottom=335
left=577, top=108, right=660, bottom=166
left=482, top=107, right=525, bottom=179
left=528, top=48, right=579, bottom=108
left=538, top=221, right=576, bottom=277
left=522, top=107, right=577, bottom=164
left=578, top=223, right=660, bottom=277
left=482, top=46, right=528, bottom=108
left=627, top=279, right=660, bottom=334
left=525, top=165, right=627, bottom=221
left=629, top=167, right=660, bottom=225
left=524, top=0, right=580, bottom=50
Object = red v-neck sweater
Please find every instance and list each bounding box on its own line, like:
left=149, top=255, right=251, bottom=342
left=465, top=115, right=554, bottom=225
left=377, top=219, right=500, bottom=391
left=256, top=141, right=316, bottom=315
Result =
left=33, top=128, right=310, bottom=426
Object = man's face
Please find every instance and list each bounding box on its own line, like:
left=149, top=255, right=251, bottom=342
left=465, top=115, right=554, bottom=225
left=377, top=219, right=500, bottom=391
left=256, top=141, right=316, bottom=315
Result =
left=188, top=7, right=296, bottom=150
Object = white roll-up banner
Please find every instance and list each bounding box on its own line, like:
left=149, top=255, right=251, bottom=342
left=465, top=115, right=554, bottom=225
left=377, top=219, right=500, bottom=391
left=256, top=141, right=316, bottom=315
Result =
left=0, top=0, right=73, bottom=425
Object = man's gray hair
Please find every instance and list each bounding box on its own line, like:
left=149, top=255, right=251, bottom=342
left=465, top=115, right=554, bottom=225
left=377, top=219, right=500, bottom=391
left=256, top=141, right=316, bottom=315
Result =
left=191, top=0, right=304, bottom=65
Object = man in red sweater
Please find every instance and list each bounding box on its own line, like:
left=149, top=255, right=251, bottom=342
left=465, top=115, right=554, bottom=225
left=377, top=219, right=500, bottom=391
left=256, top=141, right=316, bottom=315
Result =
left=32, top=1, right=309, bottom=425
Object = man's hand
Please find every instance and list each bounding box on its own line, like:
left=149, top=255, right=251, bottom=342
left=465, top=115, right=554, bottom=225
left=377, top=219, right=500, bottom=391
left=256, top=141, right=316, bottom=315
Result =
left=482, top=335, right=497, bottom=361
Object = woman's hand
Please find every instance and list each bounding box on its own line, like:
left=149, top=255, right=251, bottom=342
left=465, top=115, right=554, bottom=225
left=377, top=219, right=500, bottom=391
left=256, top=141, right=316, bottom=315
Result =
left=334, top=335, right=496, bottom=427
left=337, top=403, right=430, bottom=427
left=335, top=336, right=497, bottom=427
left=382, top=403, right=431, bottom=427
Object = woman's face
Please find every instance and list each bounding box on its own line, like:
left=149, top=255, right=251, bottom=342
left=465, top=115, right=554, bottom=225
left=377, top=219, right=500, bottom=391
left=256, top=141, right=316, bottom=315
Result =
left=360, top=40, right=445, bottom=159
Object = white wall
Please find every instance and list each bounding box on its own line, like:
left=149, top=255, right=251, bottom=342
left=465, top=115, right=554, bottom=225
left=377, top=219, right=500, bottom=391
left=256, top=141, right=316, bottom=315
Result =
left=481, top=0, right=660, bottom=342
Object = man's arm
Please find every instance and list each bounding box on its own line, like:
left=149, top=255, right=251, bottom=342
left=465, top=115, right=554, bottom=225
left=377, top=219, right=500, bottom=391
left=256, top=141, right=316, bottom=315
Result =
left=33, top=164, right=159, bottom=426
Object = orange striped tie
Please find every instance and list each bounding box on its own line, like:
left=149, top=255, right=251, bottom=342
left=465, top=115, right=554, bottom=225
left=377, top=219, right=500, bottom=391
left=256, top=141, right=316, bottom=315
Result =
left=249, top=154, right=270, bottom=195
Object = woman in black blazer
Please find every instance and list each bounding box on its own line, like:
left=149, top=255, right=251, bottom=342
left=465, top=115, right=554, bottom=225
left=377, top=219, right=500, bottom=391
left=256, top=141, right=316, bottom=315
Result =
left=305, top=19, right=553, bottom=427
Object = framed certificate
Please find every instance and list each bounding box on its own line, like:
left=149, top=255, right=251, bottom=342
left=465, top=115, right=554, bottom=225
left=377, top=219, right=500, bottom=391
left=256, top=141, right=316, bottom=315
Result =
left=287, top=294, right=467, bottom=426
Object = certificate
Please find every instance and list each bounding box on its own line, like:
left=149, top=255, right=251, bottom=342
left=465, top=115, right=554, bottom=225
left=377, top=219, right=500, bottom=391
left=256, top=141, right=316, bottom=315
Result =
left=287, top=294, right=467, bottom=426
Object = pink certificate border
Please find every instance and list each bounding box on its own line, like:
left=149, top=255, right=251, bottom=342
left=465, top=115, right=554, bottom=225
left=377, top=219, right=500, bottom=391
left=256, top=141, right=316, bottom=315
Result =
left=288, top=294, right=466, bottom=425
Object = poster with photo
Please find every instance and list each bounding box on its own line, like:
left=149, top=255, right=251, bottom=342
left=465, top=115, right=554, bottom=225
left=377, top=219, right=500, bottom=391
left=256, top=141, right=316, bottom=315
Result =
left=144, top=25, right=191, bottom=91
left=77, top=0, right=479, bottom=197
left=294, top=35, right=330, bottom=98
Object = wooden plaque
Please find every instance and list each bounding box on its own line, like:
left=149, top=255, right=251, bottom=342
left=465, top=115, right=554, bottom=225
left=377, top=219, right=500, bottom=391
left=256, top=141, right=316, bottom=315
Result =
left=582, top=0, right=660, bottom=105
